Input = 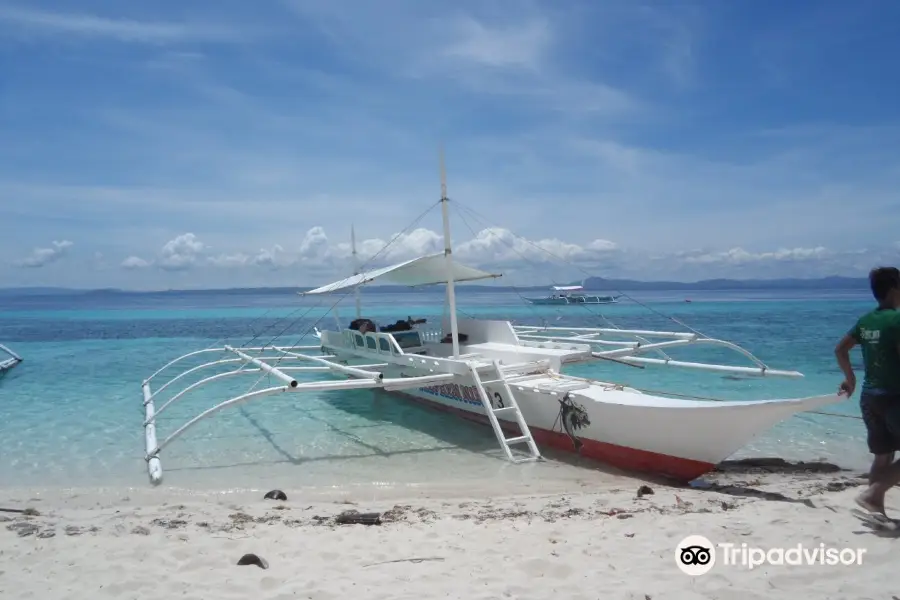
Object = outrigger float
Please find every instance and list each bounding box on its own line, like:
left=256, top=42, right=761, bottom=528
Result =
left=0, top=344, right=22, bottom=374
left=139, top=159, right=842, bottom=486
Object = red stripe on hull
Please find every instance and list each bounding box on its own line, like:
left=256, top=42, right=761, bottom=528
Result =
left=393, top=391, right=714, bottom=483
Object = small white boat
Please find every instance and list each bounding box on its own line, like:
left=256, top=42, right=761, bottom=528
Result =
left=138, top=157, right=841, bottom=486
left=525, top=285, right=620, bottom=305
left=0, top=344, right=22, bottom=373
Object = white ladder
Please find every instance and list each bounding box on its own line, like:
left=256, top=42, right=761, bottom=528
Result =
left=469, top=359, right=541, bottom=463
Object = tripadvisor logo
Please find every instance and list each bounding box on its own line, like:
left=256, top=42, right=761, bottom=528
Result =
left=676, top=535, right=716, bottom=576
left=675, top=535, right=866, bottom=575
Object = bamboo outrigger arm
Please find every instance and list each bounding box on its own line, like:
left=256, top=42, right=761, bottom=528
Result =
left=140, top=344, right=463, bottom=485
left=512, top=326, right=803, bottom=378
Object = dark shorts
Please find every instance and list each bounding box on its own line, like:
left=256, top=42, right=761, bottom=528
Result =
left=860, top=391, right=900, bottom=455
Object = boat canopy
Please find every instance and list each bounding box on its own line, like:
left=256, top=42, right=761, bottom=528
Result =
left=299, top=252, right=502, bottom=295
left=552, top=285, right=583, bottom=291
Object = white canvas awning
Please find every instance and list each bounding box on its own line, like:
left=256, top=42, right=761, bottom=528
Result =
left=552, top=285, right=583, bottom=291
left=299, top=253, right=501, bottom=295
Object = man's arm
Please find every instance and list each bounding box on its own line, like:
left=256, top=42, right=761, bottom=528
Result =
left=835, top=329, right=858, bottom=396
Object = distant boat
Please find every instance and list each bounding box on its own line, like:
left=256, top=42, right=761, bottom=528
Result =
left=0, top=344, right=22, bottom=374
left=525, top=285, right=621, bottom=305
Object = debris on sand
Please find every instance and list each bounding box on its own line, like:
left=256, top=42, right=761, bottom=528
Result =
left=237, top=553, right=269, bottom=569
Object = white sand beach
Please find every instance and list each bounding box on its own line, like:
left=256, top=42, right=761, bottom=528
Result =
left=1, top=461, right=894, bottom=600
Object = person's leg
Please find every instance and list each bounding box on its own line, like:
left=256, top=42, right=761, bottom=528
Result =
left=858, top=397, right=900, bottom=513
left=860, top=460, right=900, bottom=516
left=856, top=393, right=895, bottom=513
left=869, top=452, right=894, bottom=485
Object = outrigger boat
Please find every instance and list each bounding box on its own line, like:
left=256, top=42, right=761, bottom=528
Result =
left=525, top=285, right=620, bottom=305
left=0, top=344, right=22, bottom=374
left=139, top=159, right=841, bottom=486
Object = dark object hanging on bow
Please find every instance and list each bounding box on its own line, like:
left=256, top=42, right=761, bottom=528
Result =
left=558, top=393, right=591, bottom=451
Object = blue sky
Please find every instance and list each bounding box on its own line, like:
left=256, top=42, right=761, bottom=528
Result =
left=1, top=0, right=899, bottom=290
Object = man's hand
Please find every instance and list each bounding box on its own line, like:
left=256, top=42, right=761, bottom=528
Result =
left=838, top=377, right=856, bottom=397
left=834, top=332, right=858, bottom=397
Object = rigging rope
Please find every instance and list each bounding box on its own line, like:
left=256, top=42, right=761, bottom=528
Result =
left=452, top=200, right=710, bottom=339
left=454, top=203, right=636, bottom=332
left=453, top=202, right=678, bottom=364
left=454, top=206, right=582, bottom=328
left=237, top=200, right=443, bottom=395
left=451, top=208, right=528, bottom=360
left=237, top=199, right=442, bottom=356
left=460, top=202, right=859, bottom=424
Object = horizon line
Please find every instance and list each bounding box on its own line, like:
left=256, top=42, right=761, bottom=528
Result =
left=0, top=274, right=871, bottom=295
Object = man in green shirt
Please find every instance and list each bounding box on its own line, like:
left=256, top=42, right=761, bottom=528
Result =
left=835, top=266, right=900, bottom=522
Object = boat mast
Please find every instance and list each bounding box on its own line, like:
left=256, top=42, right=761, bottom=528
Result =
left=350, top=224, right=362, bottom=319
left=440, top=148, right=461, bottom=358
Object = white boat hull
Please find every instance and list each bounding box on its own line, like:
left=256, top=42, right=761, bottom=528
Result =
left=322, top=345, right=840, bottom=482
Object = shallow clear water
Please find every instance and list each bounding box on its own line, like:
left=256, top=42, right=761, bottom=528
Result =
left=0, top=287, right=874, bottom=491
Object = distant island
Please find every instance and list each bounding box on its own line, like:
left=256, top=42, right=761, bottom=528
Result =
left=0, top=275, right=870, bottom=296
left=577, top=275, right=869, bottom=291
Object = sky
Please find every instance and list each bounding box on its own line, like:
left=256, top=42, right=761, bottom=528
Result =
left=1, top=0, right=899, bottom=290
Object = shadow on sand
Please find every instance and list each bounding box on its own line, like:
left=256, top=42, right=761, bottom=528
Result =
left=850, top=508, right=900, bottom=539
left=688, top=457, right=862, bottom=506
left=164, top=384, right=860, bottom=509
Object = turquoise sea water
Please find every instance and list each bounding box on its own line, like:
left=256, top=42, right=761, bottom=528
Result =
left=0, top=287, right=874, bottom=491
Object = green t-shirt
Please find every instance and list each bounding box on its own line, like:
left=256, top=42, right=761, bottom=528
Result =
left=850, top=308, right=900, bottom=394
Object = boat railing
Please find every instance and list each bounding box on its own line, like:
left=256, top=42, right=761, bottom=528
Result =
left=418, top=327, right=443, bottom=342
left=326, top=327, right=484, bottom=376
left=512, top=325, right=803, bottom=378
left=341, top=328, right=429, bottom=355
left=331, top=325, right=443, bottom=349
left=517, top=338, right=594, bottom=353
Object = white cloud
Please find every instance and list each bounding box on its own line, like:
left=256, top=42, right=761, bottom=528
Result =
left=318, top=226, right=620, bottom=275
left=680, top=246, right=829, bottom=265
left=442, top=17, right=551, bottom=70
left=121, top=256, right=151, bottom=269
left=117, top=226, right=619, bottom=279
left=455, top=227, right=618, bottom=268
left=114, top=222, right=899, bottom=284
left=587, top=239, right=618, bottom=252
left=333, top=228, right=444, bottom=264
left=208, top=245, right=289, bottom=268
left=296, top=227, right=331, bottom=265
left=122, top=231, right=320, bottom=272
left=104, top=225, right=900, bottom=289
left=435, top=18, right=638, bottom=117
left=14, top=240, right=73, bottom=268
left=158, top=233, right=206, bottom=271
left=285, top=2, right=639, bottom=118
left=0, top=5, right=247, bottom=44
